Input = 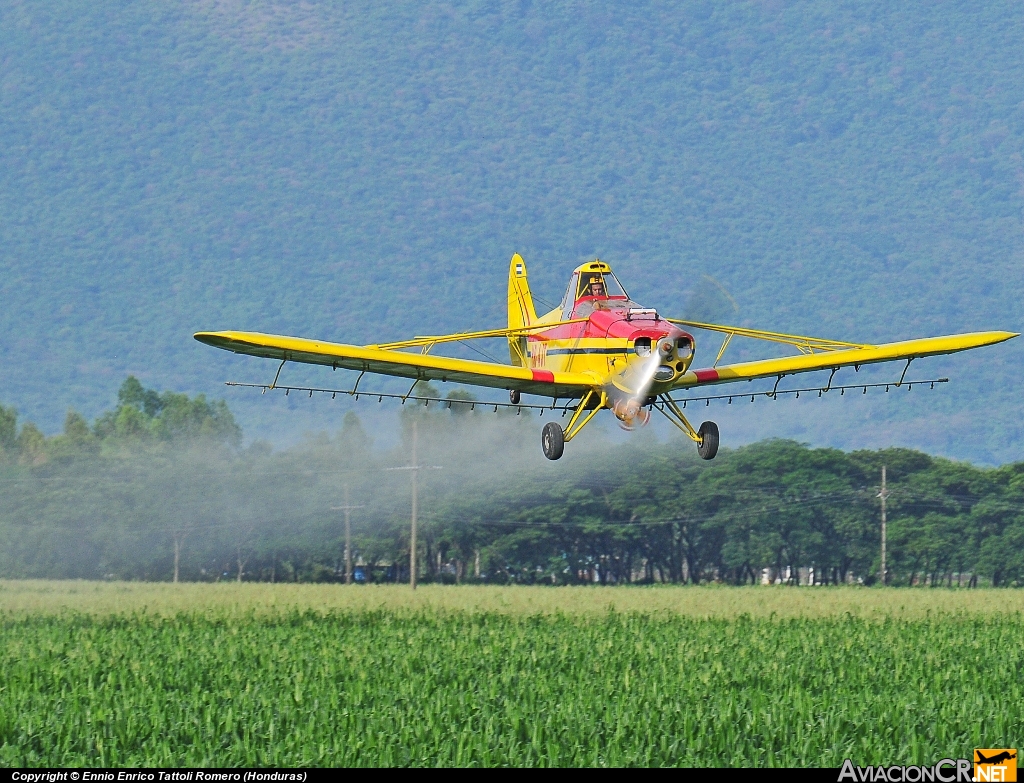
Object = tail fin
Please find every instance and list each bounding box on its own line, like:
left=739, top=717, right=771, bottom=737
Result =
left=507, top=253, right=537, bottom=366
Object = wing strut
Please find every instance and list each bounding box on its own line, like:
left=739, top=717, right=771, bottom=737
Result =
left=668, top=318, right=873, bottom=354
left=713, top=334, right=733, bottom=367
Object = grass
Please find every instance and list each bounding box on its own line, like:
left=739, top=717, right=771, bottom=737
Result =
left=3, top=580, right=1024, bottom=618
left=1, top=582, right=1021, bottom=767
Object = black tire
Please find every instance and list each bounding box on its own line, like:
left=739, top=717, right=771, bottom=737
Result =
left=510, top=389, right=521, bottom=405
left=697, top=421, right=719, bottom=460
left=541, top=422, right=564, bottom=460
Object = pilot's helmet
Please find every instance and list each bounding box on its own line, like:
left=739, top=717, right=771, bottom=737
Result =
left=588, top=275, right=605, bottom=293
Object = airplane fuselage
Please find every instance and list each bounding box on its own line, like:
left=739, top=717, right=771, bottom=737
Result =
left=527, top=306, right=694, bottom=394
left=516, top=259, right=697, bottom=419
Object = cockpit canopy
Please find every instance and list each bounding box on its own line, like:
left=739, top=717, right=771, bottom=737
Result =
left=577, top=270, right=627, bottom=300
left=559, top=260, right=639, bottom=318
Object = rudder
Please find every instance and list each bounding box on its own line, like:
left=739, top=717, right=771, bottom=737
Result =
left=507, top=253, right=537, bottom=366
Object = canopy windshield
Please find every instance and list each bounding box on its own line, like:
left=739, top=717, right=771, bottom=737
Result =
left=575, top=271, right=628, bottom=301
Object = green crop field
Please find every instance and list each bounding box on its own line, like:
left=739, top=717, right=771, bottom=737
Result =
left=1, top=582, right=1021, bottom=767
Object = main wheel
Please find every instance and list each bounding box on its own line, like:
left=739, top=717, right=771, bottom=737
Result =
left=510, top=389, right=521, bottom=405
left=541, top=422, right=565, bottom=460
left=697, top=421, right=719, bottom=460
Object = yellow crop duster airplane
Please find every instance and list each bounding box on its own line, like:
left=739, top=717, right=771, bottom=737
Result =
left=196, top=255, right=1017, bottom=461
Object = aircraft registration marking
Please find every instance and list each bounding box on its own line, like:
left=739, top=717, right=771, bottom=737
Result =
left=529, top=341, right=548, bottom=368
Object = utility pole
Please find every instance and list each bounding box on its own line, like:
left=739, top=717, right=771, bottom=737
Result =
left=411, top=420, right=418, bottom=590
left=386, top=418, right=441, bottom=589
left=880, top=464, right=888, bottom=585
left=331, top=483, right=364, bottom=584
left=345, top=484, right=353, bottom=585
left=172, top=528, right=189, bottom=584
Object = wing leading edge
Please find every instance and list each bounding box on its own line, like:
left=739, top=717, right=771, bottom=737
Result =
left=194, top=330, right=596, bottom=398
left=673, top=331, right=1018, bottom=390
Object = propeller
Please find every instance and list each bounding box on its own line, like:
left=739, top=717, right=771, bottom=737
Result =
left=612, top=338, right=673, bottom=430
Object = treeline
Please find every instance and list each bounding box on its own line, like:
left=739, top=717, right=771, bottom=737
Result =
left=1, top=379, right=1023, bottom=586
left=0, top=377, right=241, bottom=463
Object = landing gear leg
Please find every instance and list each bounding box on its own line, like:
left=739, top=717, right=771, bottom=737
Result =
left=656, top=396, right=720, bottom=460
left=540, top=389, right=605, bottom=460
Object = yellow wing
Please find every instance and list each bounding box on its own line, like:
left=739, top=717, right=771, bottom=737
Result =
left=671, top=330, right=1018, bottom=390
left=194, top=330, right=596, bottom=398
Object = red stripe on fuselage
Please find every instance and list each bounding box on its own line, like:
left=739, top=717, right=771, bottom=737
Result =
left=694, top=369, right=719, bottom=382
left=531, top=369, right=555, bottom=383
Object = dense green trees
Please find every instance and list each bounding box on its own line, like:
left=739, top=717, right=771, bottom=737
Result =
left=1, top=377, right=241, bottom=461
left=2, top=380, right=1024, bottom=586
left=91, top=377, right=242, bottom=446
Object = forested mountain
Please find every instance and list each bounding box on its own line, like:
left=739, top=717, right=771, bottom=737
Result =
left=1, top=0, right=1022, bottom=460
left=2, top=379, right=1023, bottom=586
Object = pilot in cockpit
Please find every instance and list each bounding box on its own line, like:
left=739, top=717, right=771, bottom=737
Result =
left=581, top=275, right=606, bottom=299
